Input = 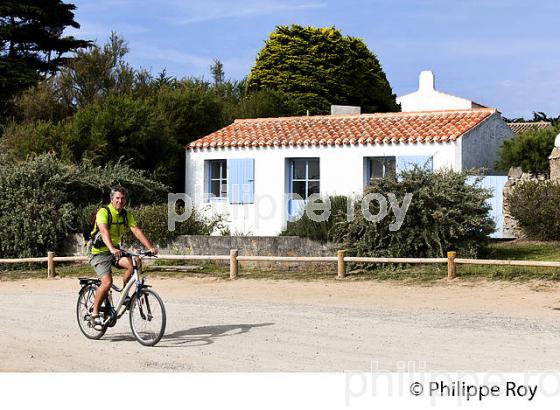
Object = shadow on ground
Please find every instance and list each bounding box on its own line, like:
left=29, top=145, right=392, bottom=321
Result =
left=104, top=323, right=275, bottom=347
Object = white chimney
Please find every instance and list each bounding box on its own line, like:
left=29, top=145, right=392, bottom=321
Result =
left=418, top=70, right=435, bottom=92
left=330, top=105, right=361, bottom=116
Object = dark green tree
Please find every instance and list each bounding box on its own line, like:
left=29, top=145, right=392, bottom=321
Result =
left=0, top=0, right=90, bottom=114
left=155, top=79, right=226, bottom=146
left=247, top=25, right=399, bottom=115
left=68, top=94, right=183, bottom=185
left=1, top=93, right=183, bottom=188
left=496, top=126, right=560, bottom=174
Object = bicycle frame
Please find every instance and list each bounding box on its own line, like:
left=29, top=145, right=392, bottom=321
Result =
left=109, top=252, right=149, bottom=317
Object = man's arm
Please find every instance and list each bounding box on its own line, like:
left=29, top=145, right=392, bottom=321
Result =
left=130, top=226, right=158, bottom=254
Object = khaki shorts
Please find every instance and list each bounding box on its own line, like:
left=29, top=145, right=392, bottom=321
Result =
left=89, top=252, right=118, bottom=278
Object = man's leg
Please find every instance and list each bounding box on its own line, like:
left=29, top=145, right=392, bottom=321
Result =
left=93, top=273, right=113, bottom=316
left=117, top=256, right=134, bottom=287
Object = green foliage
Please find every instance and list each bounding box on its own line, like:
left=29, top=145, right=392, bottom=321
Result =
left=507, top=181, right=560, bottom=240
left=234, top=89, right=299, bottom=119
left=0, top=0, right=90, bottom=115
left=57, top=33, right=135, bottom=109
left=154, top=80, right=226, bottom=146
left=247, top=25, right=399, bottom=115
left=12, top=78, right=73, bottom=123
left=281, top=196, right=349, bottom=242
left=496, top=126, right=559, bottom=174
left=0, top=154, right=168, bottom=258
left=69, top=94, right=181, bottom=172
left=0, top=120, right=66, bottom=160
left=333, top=168, right=495, bottom=262
left=121, top=204, right=224, bottom=247
left=2, top=93, right=184, bottom=188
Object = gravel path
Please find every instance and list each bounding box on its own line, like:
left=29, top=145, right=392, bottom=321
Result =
left=1, top=277, right=560, bottom=372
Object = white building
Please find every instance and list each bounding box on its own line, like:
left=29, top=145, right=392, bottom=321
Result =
left=185, top=107, right=513, bottom=235
left=397, top=71, right=486, bottom=112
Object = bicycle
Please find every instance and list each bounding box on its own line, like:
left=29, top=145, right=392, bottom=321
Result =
left=76, top=250, right=166, bottom=346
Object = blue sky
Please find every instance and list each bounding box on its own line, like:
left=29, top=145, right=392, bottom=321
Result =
left=67, top=0, right=560, bottom=119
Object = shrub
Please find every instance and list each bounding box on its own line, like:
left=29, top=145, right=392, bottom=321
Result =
left=332, top=168, right=495, bottom=263
left=121, top=204, right=224, bottom=247
left=280, top=196, right=349, bottom=242
left=1, top=93, right=184, bottom=190
left=507, top=180, right=560, bottom=240
left=0, top=154, right=167, bottom=258
left=496, top=126, right=559, bottom=174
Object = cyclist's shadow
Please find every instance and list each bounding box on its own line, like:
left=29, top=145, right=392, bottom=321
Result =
left=160, top=323, right=275, bottom=347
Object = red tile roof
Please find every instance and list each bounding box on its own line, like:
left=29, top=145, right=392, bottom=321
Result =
left=187, top=108, right=496, bottom=150
left=506, top=121, right=552, bottom=135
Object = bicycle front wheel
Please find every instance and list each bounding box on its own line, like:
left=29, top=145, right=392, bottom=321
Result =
left=129, top=288, right=166, bottom=346
left=76, top=284, right=106, bottom=340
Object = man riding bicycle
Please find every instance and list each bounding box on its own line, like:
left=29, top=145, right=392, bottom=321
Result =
left=89, top=186, right=158, bottom=327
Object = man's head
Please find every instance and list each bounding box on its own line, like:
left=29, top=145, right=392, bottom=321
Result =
left=110, top=186, right=128, bottom=211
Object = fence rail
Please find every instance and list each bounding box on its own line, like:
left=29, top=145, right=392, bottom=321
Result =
left=1, top=249, right=559, bottom=279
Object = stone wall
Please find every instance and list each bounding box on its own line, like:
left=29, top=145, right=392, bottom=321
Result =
left=62, top=234, right=339, bottom=270
left=164, top=235, right=337, bottom=257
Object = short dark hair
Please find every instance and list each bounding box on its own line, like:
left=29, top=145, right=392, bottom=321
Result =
left=110, top=186, right=128, bottom=200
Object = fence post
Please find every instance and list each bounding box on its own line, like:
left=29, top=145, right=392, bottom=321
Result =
left=47, top=251, right=56, bottom=278
left=447, top=251, right=457, bottom=279
left=230, top=249, right=238, bottom=279
left=337, top=250, right=346, bottom=279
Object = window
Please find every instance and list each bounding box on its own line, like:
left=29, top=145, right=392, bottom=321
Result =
left=366, top=156, right=396, bottom=183
left=289, top=158, right=320, bottom=199
left=208, top=159, right=227, bottom=199
left=396, top=155, right=433, bottom=173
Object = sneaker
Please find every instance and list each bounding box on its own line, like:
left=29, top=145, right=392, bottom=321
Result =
left=91, top=313, right=104, bottom=330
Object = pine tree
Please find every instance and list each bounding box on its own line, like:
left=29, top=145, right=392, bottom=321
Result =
left=247, top=25, right=400, bottom=115
left=0, top=0, right=90, bottom=115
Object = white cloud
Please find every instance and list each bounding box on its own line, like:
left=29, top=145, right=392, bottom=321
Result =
left=134, top=46, right=213, bottom=68
left=162, top=0, right=327, bottom=25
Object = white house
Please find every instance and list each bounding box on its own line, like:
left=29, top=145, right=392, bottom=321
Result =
left=185, top=107, right=513, bottom=236
left=397, top=71, right=487, bottom=112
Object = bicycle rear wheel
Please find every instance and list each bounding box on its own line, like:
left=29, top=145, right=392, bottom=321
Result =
left=76, top=284, right=106, bottom=339
left=129, top=288, right=166, bottom=346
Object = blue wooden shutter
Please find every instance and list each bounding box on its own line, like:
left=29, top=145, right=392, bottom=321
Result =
left=228, top=159, right=254, bottom=204
left=467, top=175, right=508, bottom=238
left=396, top=155, right=433, bottom=173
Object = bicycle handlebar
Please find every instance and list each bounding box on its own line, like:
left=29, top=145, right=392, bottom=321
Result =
left=120, top=250, right=157, bottom=258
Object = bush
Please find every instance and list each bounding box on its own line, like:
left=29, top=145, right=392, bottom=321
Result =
left=1, top=93, right=184, bottom=190
left=0, top=154, right=167, bottom=258
left=121, top=204, right=224, bottom=247
left=332, top=168, right=495, bottom=262
left=496, top=126, right=559, bottom=174
left=280, top=196, right=349, bottom=242
left=507, top=180, right=560, bottom=240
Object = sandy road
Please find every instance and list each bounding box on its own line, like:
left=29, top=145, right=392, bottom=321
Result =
left=1, top=277, right=560, bottom=372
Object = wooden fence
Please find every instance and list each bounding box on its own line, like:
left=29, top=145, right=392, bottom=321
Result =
left=1, top=250, right=560, bottom=280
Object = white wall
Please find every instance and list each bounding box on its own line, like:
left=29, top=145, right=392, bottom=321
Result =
left=185, top=141, right=460, bottom=235
left=397, top=71, right=476, bottom=112
left=461, top=113, right=514, bottom=174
